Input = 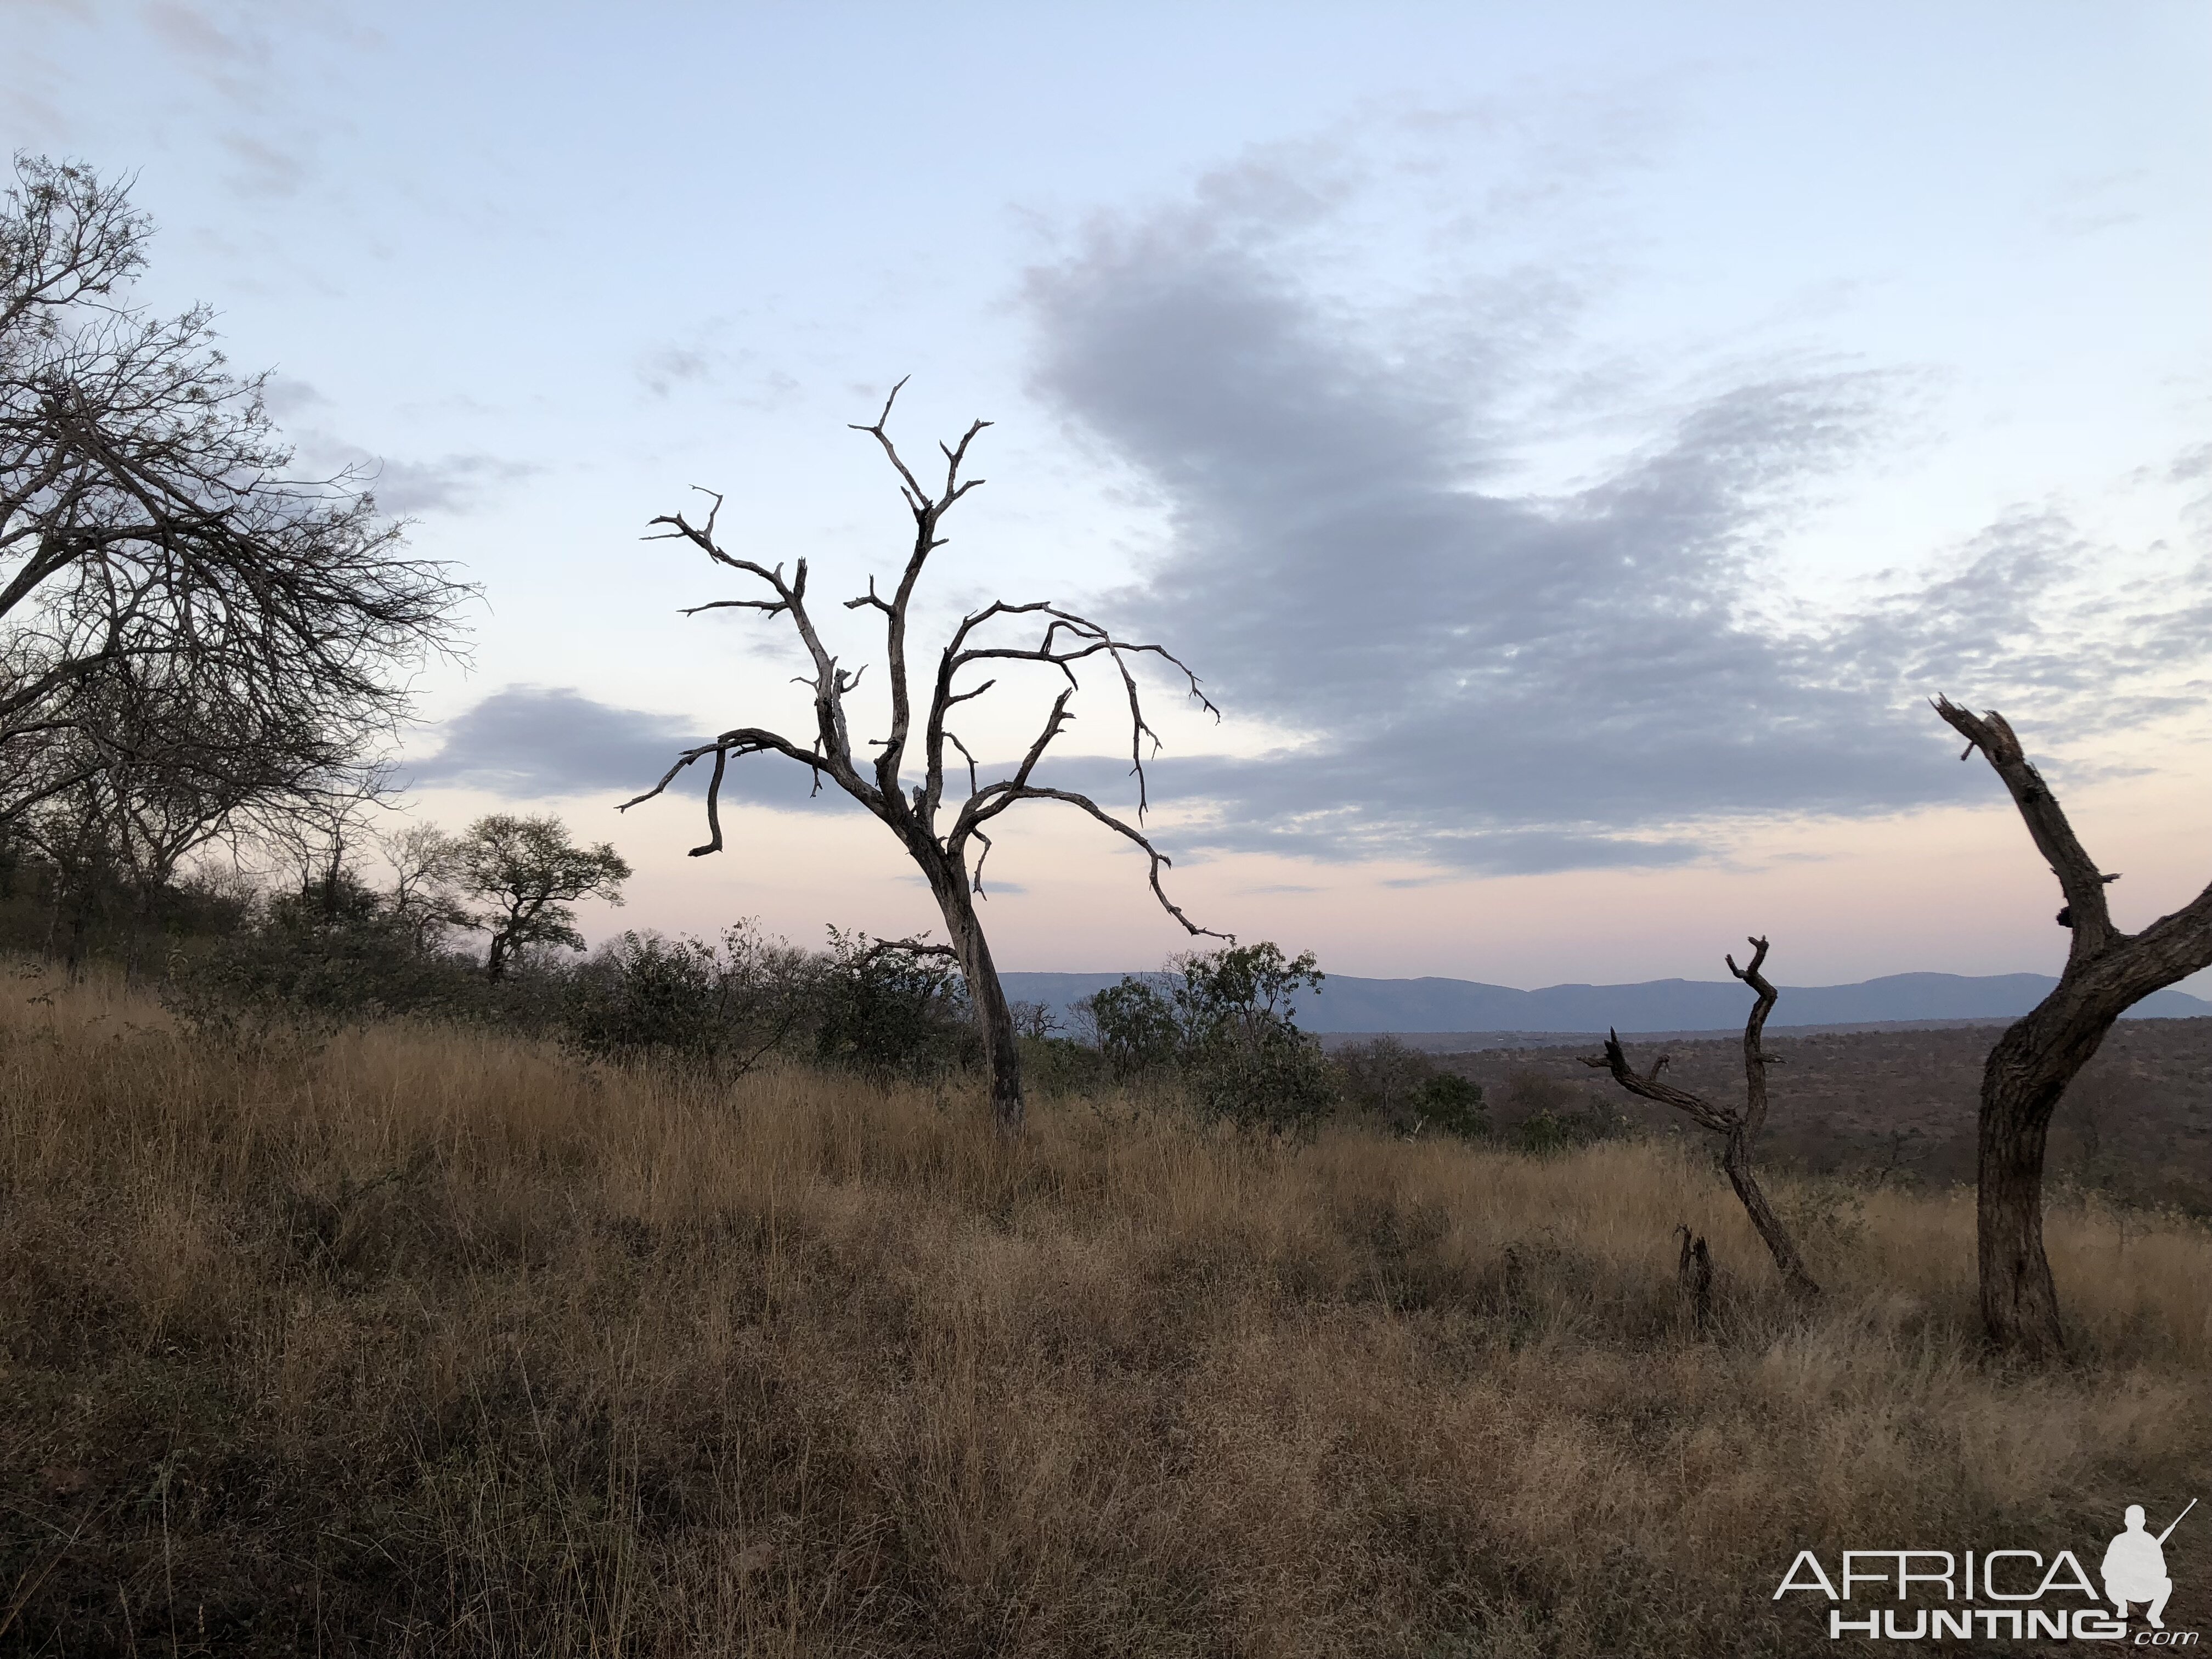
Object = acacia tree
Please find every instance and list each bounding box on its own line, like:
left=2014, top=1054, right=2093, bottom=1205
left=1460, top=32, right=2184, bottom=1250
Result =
left=623, top=385, right=1220, bottom=1132
left=1934, top=698, right=2212, bottom=1359
left=444, top=813, right=632, bottom=980
left=1584, top=936, right=1820, bottom=1299
left=1, top=155, right=467, bottom=826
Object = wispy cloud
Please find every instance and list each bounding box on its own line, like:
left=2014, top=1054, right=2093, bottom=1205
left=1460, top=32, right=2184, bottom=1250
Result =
left=634, top=321, right=802, bottom=407
left=637, top=342, right=715, bottom=399
left=285, top=428, right=538, bottom=517
left=137, top=0, right=376, bottom=199
left=354, top=451, right=539, bottom=517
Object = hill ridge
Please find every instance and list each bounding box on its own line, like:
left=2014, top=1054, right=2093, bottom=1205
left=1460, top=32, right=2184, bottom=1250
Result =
left=997, top=968, right=2212, bottom=1034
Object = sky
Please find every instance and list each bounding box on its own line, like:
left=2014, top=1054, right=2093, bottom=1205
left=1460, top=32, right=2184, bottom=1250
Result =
left=10, top=0, right=2212, bottom=990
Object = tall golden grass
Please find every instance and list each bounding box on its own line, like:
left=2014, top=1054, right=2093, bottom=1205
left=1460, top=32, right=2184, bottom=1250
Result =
left=2, top=968, right=2206, bottom=1654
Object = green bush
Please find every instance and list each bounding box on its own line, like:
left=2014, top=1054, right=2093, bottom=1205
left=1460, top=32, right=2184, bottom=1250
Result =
left=1171, top=943, right=1336, bottom=1136
left=811, top=929, right=978, bottom=1080
left=1331, top=1036, right=1487, bottom=1139
left=1187, top=1030, right=1337, bottom=1136
left=562, top=923, right=811, bottom=1079
left=1015, top=1034, right=1109, bottom=1098
left=161, top=873, right=485, bottom=1053
left=1409, top=1071, right=1488, bottom=1139
left=1498, top=1071, right=1622, bottom=1154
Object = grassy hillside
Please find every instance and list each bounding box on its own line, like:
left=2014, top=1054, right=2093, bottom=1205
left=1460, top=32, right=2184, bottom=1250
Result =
left=2, top=972, right=2205, bottom=1655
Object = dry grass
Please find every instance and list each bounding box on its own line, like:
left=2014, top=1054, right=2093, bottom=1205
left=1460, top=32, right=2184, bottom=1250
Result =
left=2, top=970, right=2207, bottom=1655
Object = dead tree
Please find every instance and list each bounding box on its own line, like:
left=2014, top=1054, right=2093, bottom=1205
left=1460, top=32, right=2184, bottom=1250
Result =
left=622, top=383, right=1220, bottom=1133
left=1584, top=937, right=1820, bottom=1297
left=1934, top=698, right=2212, bottom=1360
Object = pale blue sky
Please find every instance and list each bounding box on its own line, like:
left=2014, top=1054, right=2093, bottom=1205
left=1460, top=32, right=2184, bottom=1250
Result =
left=11, top=1, right=2211, bottom=988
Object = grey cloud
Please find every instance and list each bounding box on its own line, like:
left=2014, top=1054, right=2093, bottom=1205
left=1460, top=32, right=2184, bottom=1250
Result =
left=1023, top=168, right=2211, bottom=873
left=139, top=2, right=373, bottom=199
left=411, top=687, right=691, bottom=798
left=634, top=325, right=802, bottom=407
left=260, top=375, right=329, bottom=419
left=145, top=1, right=265, bottom=72
left=268, top=392, right=531, bottom=517
left=362, top=452, right=538, bottom=516
left=410, top=686, right=845, bottom=813
left=216, top=129, right=309, bottom=199
left=639, top=343, right=713, bottom=398
left=291, top=435, right=538, bottom=516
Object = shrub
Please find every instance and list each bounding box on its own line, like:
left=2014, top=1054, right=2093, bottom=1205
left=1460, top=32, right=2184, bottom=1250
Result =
left=1332, top=1036, right=1488, bottom=1138
left=811, top=928, right=978, bottom=1080
left=161, top=872, right=483, bottom=1052
left=1410, top=1070, right=1488, bottom=1139
left=1187, top=1029, right=1337, bottom=1135
left=562, top=922, right=811, bottom=1079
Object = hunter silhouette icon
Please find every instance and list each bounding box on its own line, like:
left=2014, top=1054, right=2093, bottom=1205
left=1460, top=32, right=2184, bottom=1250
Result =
left=2104, top=1500, right=2194, bottom=1628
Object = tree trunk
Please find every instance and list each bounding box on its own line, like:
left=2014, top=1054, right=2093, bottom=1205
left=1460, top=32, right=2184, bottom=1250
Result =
left=1728, top=941, right=1818, bottom=1298
left=1721, top=1125, right=1820, bottom=1299
left=1934, top=698, right=2212, bottom=1358
left=64, top=884, right=89, bottom=980
left=926, top=861, right=1024, bottom=1135
left=1974, top=994, right=2119, bottom=1359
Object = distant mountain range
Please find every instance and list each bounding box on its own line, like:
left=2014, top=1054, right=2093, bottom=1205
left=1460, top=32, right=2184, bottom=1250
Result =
left=998, top=969, right=2212, bottom=1036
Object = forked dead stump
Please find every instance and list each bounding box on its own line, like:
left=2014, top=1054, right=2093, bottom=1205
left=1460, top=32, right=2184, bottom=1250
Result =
left=1585, top=938, right=1820, bottom=1298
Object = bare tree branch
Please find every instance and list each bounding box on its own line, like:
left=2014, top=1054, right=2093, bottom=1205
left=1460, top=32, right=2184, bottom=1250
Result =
left=1933, top=698, right=2124, bottom=957
left=1725, top=934, right=1782, bottom=1143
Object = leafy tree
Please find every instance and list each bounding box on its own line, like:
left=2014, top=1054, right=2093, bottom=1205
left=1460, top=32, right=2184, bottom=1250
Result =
left=1170, top=940, right=1323, bottom=1043
left=444, top=814, right=631, bottom=980
left=1170, top=942, right=1336, bottom=1135
left=1077, top=976, right=1181, bottom=1079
